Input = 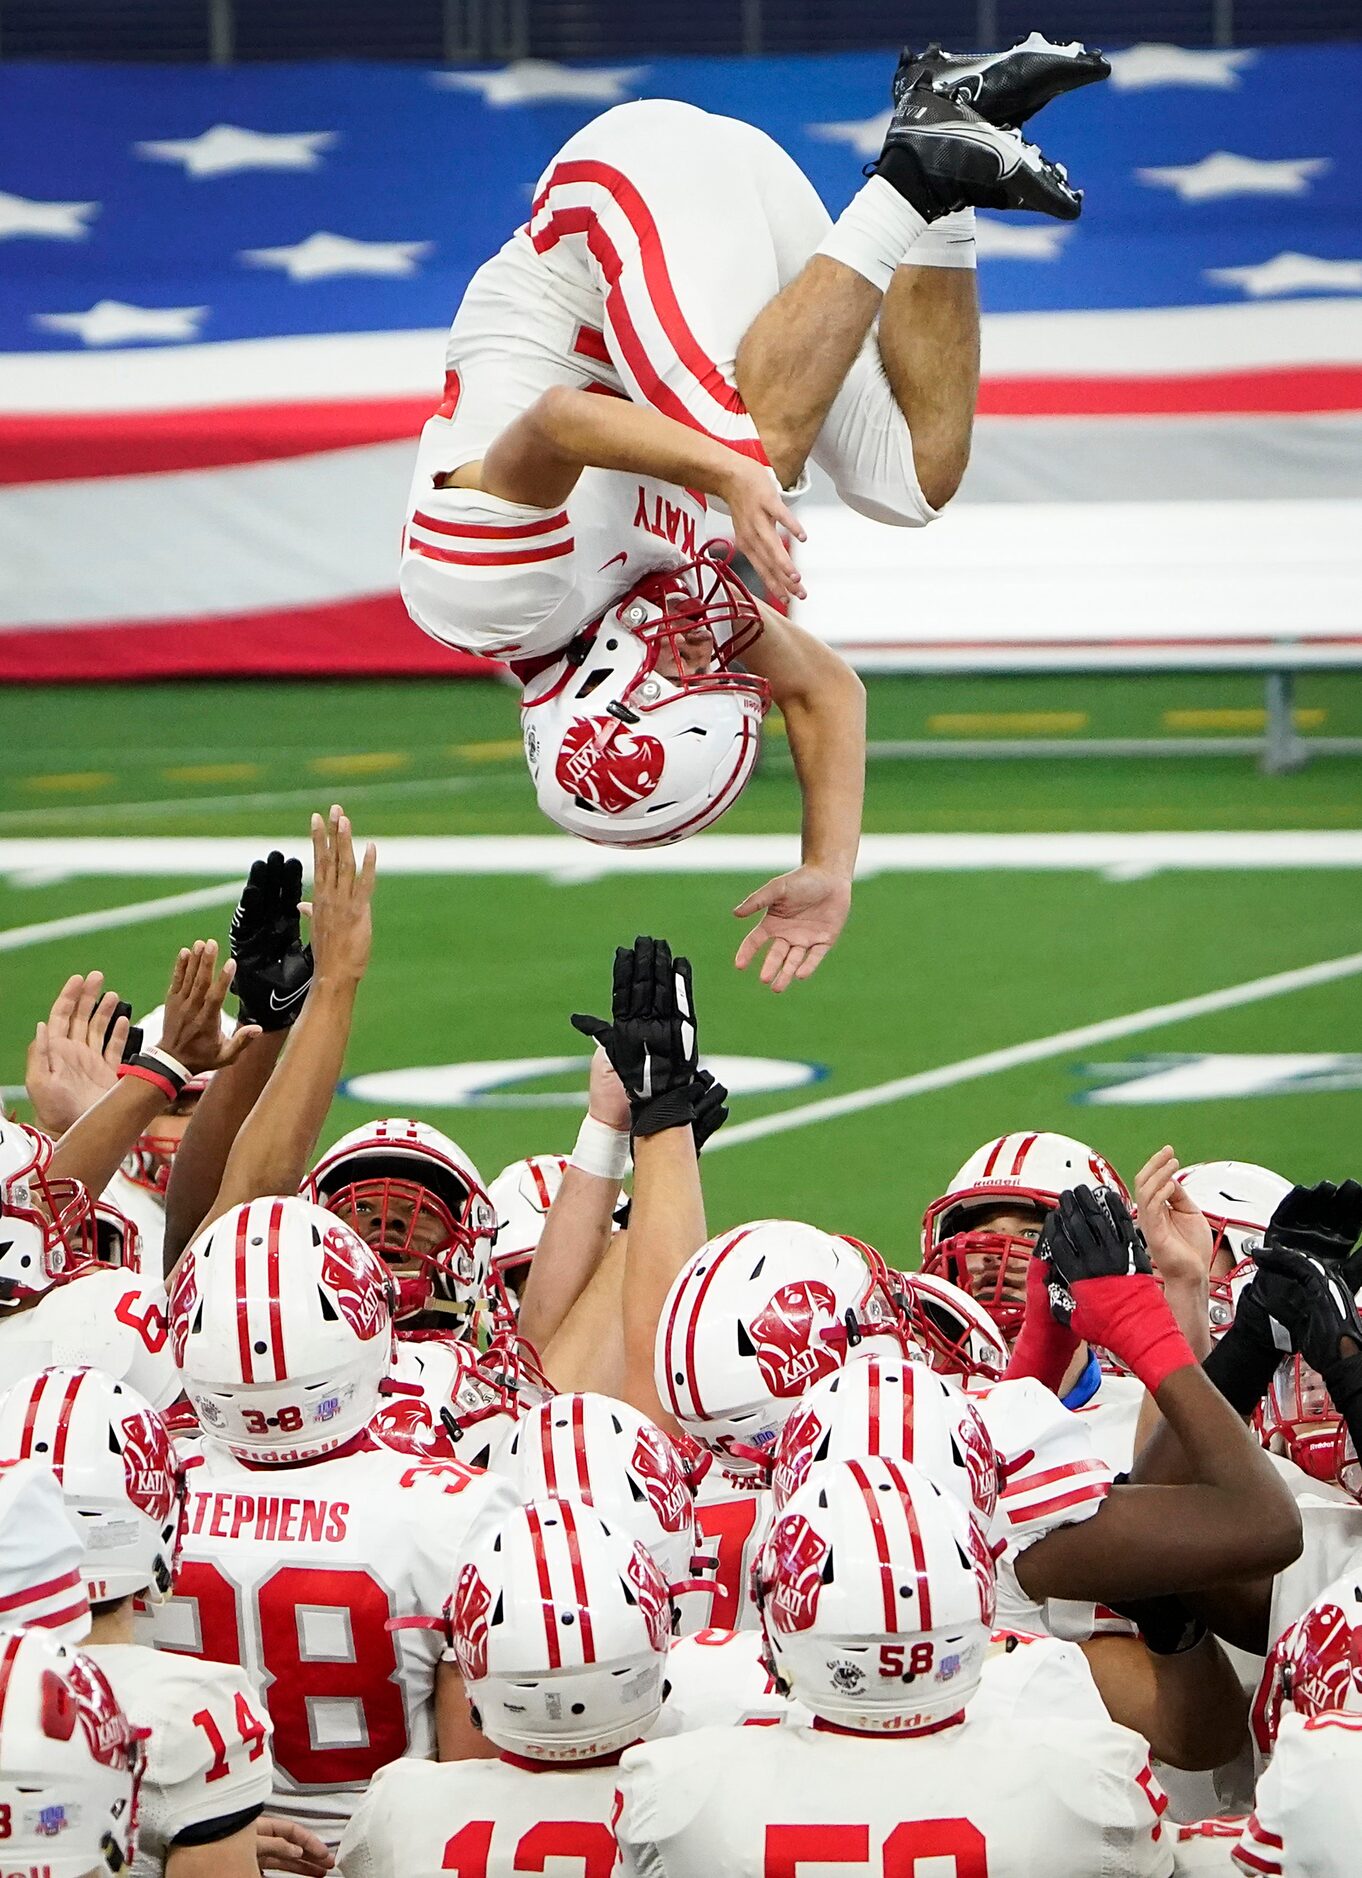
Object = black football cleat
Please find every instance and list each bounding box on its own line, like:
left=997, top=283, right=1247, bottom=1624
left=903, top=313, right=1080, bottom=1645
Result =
left=892, top=30, right=1110, bottom=128
left=875, top=84, right=1083, bottom=221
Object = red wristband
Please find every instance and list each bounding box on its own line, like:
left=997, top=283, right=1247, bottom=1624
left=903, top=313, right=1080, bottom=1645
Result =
left=1005, top=1254, right=1079, bottom=1391
left=116, top=1061, right=179, bottom=1103
left=1070, top=1275, right=1196, bottom=1395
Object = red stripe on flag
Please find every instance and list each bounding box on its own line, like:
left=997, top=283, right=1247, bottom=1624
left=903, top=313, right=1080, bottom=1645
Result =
left=977, top=364, right=1362, bottom=417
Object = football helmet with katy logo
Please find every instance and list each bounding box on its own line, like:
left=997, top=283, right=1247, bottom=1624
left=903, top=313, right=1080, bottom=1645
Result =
left=921, top=1132, right=1130, bottom=1344
left=0, top=1119, right=96, bottom=1308
left=753, top=1457, right=995, bottom=1733
left=521, top=546, right=770, bottom=848
left=1256, top=1574, right=1362, bottom=1752
left=1179, top=1161, right=1293, bottom=1338
left=307, top=1118, right=497, bottom=1333
left=655, top=1221, right=909, bottom=1476
left=173, top=1196, right=395, bottom=1463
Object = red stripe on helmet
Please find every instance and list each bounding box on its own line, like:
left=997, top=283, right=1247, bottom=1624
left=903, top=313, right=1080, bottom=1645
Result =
left=867, top=1361, right=882, bottom=1457
left=665, top=1226, right=757, bottom=1422
left=235, top=1208, right=255, bottom=1385
left=571, top=1394, right=591, bottom=1500
left=883, top=1458, right=933, bottom=1633
left=266, top=1199, right=287, bottom=1383
left=50, top=1370, right=84, bottom=1481
left=980, top=1138, right=1007, bottom=1179
left=528, top=1160, right=555, bottom=1212
left=560, top=1499, right=596, bottom=1666
left=18, top=1370, right=46, bottom=1460
left=524, top=1503, right=561, bottom=1671
left=1009, top=1134, right=1039, bottom=1178
left=847, top=1459, right=899, bottom=1634
left=0, top=1631, right=23, bottom=1731
left=540, top=1408, right=560, bottom=1496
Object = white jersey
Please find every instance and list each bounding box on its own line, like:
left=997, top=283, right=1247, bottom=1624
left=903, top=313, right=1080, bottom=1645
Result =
left=0, top=1267, right=177, bottom=1410
left=1171, top=1819, right=1246, bottom=1873
left=1071, top=1371, right=1148, bottom=1473
left=618, top=1714, right=1173, bottom=1878
left=692, top=1473, right=771, bottom=1632
left=650, top=1625, right=1103, bottom=1740
left=86, top=1642, right=273, bottom=1878
left=150, top=1428, right=518, bottom=1841
left=103, top=1168, right=167, bottom=1275
left=1266, top=1496, right=1362, bottom=1646
left=1234, top=1711, right=1362, bottom=1876
left=336, top=1751, right=623, bottom=1878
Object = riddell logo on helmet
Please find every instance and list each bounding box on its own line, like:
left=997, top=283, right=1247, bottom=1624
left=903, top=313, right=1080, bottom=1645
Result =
left=119, top=1411, right=175, bottom=1522
left=320, top=1227, right=387, bottom=1340
left=766, top=1513, right=827, bottom=1634
left=749, top=1281, right=841, bottom=1398
left=555, top=720, right=664, bottom=813
left=631, top=1425, right=690, bottom=1533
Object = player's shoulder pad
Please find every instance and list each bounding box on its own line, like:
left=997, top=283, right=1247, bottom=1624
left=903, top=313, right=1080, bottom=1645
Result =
left=123, top=1650, right=271, bottom=1793
left=618, top=1726, right=758, bottom=1843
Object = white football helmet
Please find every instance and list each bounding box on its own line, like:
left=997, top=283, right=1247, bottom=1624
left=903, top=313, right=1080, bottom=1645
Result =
left=520, top=551, right=770, bottom=849
left=771, top=1356, right=1001, bottom=1531
left=496, top=1393, right=702, bottom=1587
left=0, top=1368, right=181, bottom=1605
left=307, top=1119, right=496, bottom=1331
left=487, top=1154, right=569, bottom=1324
left=376, top=1334, right=526, bottom=1473
left=449, top=1497, right=672, bottom=1760
left=655, top=1222, right=909, bottom=1477
left=897, top=1271, right=1009, bottom=1384
left=173, top=1196, right=394, bottom=1464
left=0, top=1269, right=180, bottom=1412
left=1180, top=1161, right=1293, bottom=1336
left=0, top=1120, right=96, bottom=1307
left=0, top=1628, right=146, bottom=1878
left=1257, top=1573, right=1362, bottom=1752
left=0, top=1459, right=90, bottom=1641
left=754, top=1457, right=995, bottom=1733
left=921, top=1132, right=1130, bottom=1344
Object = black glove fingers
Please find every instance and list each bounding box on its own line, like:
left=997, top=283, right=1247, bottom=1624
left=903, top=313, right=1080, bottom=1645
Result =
left=570, top=1012, right=611, bottom=1045
left=611, top=945, right=636, bottom=1024
left=281, top=855, right=304, bottom=905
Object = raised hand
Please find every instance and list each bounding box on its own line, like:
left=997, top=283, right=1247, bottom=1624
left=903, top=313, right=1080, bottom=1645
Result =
left=230, top=849, right=313, bottom=1029
left=691, top=1067, right=730, bottom=1153
left=733, top=864, right=851, bottom=992
left=571, top=936, right=699, bottom=1137
left=159, top=941, right=261, bottom=1076
left=1266, top=1181, right=1362, bottom=1271
left=308, top=804, right=378, bottom=985
left=24, top=970, right=130, bottom=1136
left=1040, top=1186, right=1153, bottom=1333
left=1134, top=1146, right=1215, bottom=1288
left=1249, top=1244, right=1362, bottom=1381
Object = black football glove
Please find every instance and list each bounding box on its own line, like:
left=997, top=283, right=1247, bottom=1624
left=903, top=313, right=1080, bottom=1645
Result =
left=229, top=851, right=314, bottom=1031
left=1266, top=1181, right=1362, bottom=1285
left=1202, top=1252, right=1297, bottom=1419
left=571, top=936, right=699, bottom=1138
left=1039, top=1186, right=1152, bottom=1331
left=691, top=1068, right=730, bottom=1154
left=1250, top=1244, right=1362, bottom=1388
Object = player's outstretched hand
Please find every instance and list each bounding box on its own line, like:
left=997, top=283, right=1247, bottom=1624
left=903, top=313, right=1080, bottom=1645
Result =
left=308, top=804, right=378, bottom=986
left=719, top=458, right=807, bottom=604
left=734, top=864, right=851, bottom=992
left=255, top=1815, right=335, bottom=1876
left=1040, top=1186, right=1153, bottom=1331
left=25, top=970, right=130, bottom=1137
left=1249, top=1244, right=1362, bottom=1381
left=230, top=849, right=314, bottom=1029
left=571, top=935, right=699, bottom=1137
left=1134, top=1145, right=1215, bottom=1289
left=160, top=941, right=262, bottom=1076
left=1265, top=1181, right=1362, bottom=1275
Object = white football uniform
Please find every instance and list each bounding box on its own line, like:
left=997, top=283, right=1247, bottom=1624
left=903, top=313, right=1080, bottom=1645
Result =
left=692, top=1472, right=771, bottom=1632
left=1234, top=1711, right=1362, bottom=1876
left=85, top=1642, right=273, bottom=1878
left=103, top=1168, right=167, bottom=1275
left=0, top=1266, right=177, bottom=1410
left=1072, top=1371, right=1148, bottom=1473
left=1171, top=1819, right=1246, bottom=1873
left=1266, top=1496, right=1362, bottom=1645
left=402, top=99, right=935, bottom=665
left=336, top=1751, right=624, bottom=1878
left=618, top=1715, right=1174, bottom=1878
left=649, top=1625, right=1104, bottom=1740
left=150, top=1428, right=518, bottom=1842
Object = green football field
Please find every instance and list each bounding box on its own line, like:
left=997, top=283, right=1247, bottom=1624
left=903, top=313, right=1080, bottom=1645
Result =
left=2, top=672, right=1360, bottom=1265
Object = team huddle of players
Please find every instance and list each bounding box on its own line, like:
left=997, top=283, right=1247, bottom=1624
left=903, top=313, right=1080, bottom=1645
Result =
left=3, top=806, right=1362, bottom=1878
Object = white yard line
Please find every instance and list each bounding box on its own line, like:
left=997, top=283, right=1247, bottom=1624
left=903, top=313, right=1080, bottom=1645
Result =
left=0, top=882, right=242, bottom=953
left=707, top=948, right=1362, bottom=1153
left=2, top=831, right=1362, bottom=880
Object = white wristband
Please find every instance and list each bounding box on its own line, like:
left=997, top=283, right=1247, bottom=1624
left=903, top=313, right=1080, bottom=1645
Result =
left=570, top=1115, right=631, bottom=1182
left=146, top=1044, right=191, bottom=1084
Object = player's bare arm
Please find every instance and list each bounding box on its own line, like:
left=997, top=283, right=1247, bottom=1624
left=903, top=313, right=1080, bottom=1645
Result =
left=455, top=384, right=806, bottom=603
left=735, top=600, right=865, bottom=991
left=1079, top=1629, right=1250, bottom=1775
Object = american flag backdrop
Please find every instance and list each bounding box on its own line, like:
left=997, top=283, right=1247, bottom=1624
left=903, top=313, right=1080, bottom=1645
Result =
left=1, top=41, right=1359, bottom=680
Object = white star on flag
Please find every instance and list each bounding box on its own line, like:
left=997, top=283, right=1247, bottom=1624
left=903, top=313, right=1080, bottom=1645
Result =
left=433, top=59, right=645, bottom=106
left=137, top=124, right=337, bottom=177
left=1106, top=44, right=1257, bottom=90
left=240, top=230, right=433, bottom=281
left=33, top=300, right=207, bottom=345
left=1207, top=251, right=1362, bottom=297
left=974, top=217, right=1071, bottom=260
left=808, top=111, right=892, bottom=159
left=1139, top=151, right=1330, bottom=201
left=0, top=191, right=99, bottom=240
